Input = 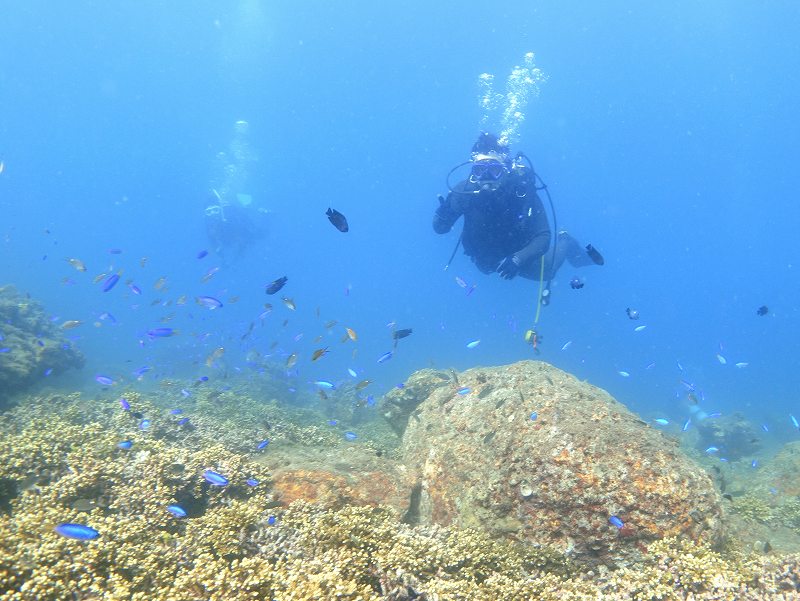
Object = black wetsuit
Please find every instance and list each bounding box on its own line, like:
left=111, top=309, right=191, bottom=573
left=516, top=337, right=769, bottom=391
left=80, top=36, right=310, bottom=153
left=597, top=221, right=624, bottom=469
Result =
left=433, top=170, right=551, bottom=278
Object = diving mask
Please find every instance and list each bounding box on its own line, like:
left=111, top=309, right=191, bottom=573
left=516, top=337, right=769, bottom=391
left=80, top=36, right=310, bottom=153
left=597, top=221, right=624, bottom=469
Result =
left=470, top=153, right=508, bottom=182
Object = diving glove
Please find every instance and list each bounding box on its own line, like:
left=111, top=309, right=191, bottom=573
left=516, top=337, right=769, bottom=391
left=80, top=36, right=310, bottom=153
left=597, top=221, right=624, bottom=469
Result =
left=497, top=255, right=521, bottom=280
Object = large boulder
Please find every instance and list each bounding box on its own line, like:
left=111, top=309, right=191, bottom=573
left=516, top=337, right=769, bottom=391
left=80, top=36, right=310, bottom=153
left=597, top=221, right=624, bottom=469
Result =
left=393, top=360, right=724, bottom=565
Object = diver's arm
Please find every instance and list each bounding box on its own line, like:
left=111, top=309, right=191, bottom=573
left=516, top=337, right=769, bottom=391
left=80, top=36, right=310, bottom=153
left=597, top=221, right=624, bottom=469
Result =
left=433, top=193, right=462, bottom=234
left=514, top=192, right=551, bottom=264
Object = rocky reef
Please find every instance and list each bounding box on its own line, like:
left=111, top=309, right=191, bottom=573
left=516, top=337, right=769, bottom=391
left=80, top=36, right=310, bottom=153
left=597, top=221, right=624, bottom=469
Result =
left=0, top=285, right=84, bottom=405
left=1, top=362, right=800, bottom=599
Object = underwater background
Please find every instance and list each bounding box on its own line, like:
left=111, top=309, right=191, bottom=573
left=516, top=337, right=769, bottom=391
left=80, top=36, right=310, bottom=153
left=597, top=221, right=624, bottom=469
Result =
left=2, top=1, right=800, bottom=599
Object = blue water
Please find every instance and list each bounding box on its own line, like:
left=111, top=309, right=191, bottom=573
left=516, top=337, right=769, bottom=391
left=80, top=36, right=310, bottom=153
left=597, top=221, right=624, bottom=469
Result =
left=1, top=2, right=799, bottom=440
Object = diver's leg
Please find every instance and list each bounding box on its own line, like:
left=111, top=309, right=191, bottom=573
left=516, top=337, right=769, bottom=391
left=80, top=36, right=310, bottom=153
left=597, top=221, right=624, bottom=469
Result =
left=518, top=232, right=573, bottom=280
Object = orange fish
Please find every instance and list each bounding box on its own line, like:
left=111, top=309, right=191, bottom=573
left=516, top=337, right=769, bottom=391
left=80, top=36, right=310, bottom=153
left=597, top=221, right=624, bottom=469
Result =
left=345, top=327, right=357, bottom=341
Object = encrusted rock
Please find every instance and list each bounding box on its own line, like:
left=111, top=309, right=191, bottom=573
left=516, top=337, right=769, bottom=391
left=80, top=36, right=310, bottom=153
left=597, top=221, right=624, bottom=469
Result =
left=397, top=360, right=725, bottom=566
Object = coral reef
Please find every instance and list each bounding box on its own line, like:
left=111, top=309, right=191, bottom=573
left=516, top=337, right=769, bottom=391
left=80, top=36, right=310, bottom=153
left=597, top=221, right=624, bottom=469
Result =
left=396, top=361, right=725, bottom=566
left=0, top=285, right=84, bottom=405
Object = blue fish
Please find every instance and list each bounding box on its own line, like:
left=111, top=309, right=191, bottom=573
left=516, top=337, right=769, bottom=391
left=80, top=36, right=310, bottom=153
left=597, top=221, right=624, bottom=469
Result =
left=608, top=515, right=624, bottom=529
left=197, top=249, right=209, bottom=259
left=102, top=274, right=120, bottom=292
left=246, top=478, right=259, bottom=487
left=195, top=296, right=223, bottom=310
left=761, top=424, right=770, bottom=433
left=203, top=470, right=229, bottom=486
left=530, top=412, right=538, bottom=421
left=166, top=504, right=187, bottom=518
left=95, top=375, right=114, bottom=386
left=751, top=459, right=759, bottom=468
left=456, top=387, right=471, bottom=395
left=170, top=408, right=183, bottom=415
left=791, top=414, right=799, bottom=430
left=257, top=439, right=270, bottom=450
left=147, top=328, right=175, bottom=338
left=327, top=419, right=338, bottom=426
left=314, top=381, right=335, bottom=389
left=54, top=523, right=100, bottom=540
left=44, top=368, right=53, bottom=376
left=0, top=348, right=10, bottom=353
left=117, top=440, right=133, bottom=450
left=108, top=248, right=122, bottom=254
left=653, top=418, right=669, bottom=426
left=377, top=351, right=393, bottom=364
left=344, top=431, right=357, bottom=441
left=139, top=419, right=151, bottom=430
left=177, top=418, right=190, bottom=426
left=267, top=515, right=277, bottom=526
left=682, top=419, right=691, bottom=432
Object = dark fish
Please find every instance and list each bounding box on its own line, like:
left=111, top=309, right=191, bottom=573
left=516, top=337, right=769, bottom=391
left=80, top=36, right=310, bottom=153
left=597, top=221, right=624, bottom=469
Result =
left=569, top=277, right=584, bottom=290
left=757, top=305, right=769, bottom=316
left=326, top=207, right=349, bottom=232
left=102, top=274, right=120, bottom=292
left=392, top=328, right=413, bottom=340
left=585, top=244, right=604, bottom=265
left=148, top=327, right=176, bottom=338
left=265, top=276, right=288, bottom=295
left=197, top=249, right=209, bottom=259
left=626, top=307, right=640, bottom=320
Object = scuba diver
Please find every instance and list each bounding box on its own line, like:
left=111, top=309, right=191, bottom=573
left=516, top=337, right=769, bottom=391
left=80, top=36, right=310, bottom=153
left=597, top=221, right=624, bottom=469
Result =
left=433, top=132, right=603, bottom=301
left=204, top=189, right=269, bottom=261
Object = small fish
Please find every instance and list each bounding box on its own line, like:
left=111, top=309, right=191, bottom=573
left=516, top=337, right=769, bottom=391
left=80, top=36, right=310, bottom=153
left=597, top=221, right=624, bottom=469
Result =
left=676, top=360, right=684, bottom=372
left=626, top=307, right=639, bottom=320
left=324, top=320, right=338, bottom=329
left=751, top=460, right=759, bottom=469
left=177, top=417, right=190, bottom=426
left=119, top=398, right=131, bottom=411
left=392, top=328, right=413, bottom=340
left=117, top=440, right=133, bottom=450
left=344, top=431, right=358, bottom=441
left=153, top=276, right=167, bottom=290
left=716, top=353, right=727, bottom=365
left=206, top=347, right=225, bottom=367
left=761, top=424, right=770, bottom=432
left=196, top=296, right=223, bottom=310
left=54, top=523, right=100, bottom=541
left=756, top=305, right=769, bottom=316
left=735, top=362, right=749, bottom=368
left=265, top=276, right=288, bottom=295
left=653, top=418, right=669, bottom=426
left=95, top=375, right=114, bottom=386
left=203, top=470, right=229, bottom=486
left=327, top=419, right=338, bottom=426
left=560, top=341, right=573, bottom=351
left=102, top=273, right=120, bottom=292
left=347, top=368, right=357, bottom=378
left=176, top=295, right=187, bottom=305
left=705, top=446, right=720, bottom=454
left=608, top=516, right=624, bottom=529
left=617, top=371, right=630, bottom=377
left=282, top=297, right=296, bottom=311
left=197, top=249, right=208, bottom=259
left=147, top=327, right=176, bottom=338
left=466, top=339, right=481, bottom=349
left=257, top=439, right=270, bottom=450
left=355, top=379, right=371, bottom=390
left=314, top=380, right=335, bottom=389
left=267, top=515, right=277, bottom=526
left=456, top=387, right=471, bottom=395
left=682, top=419, right=691, bottom=432
left=645, top=361, right=656, bottom=370
left=530, top=412, right=538, bottom=421
left=66, top=258, right=87, bottom=272
left=286, top=353, right=298, bottom=369
left=170, top=409, right=183, bottom=415
left=166, top=505, right=187, bottom=518
left=133, top=366, right=151, bottom=379
left=346, top=327, right=357, bottom=341
left=0, top=160, right=4, bottom=174
left=246, top=478, right=259, bottom=487
left=326, top=207, right=349, bottom=232
left=93, top=272, right=108, bottom=284
left=139, top=419, right=151, bottom=430
left=706, top=412, right=722, bottom=419
left=791, top=414, right=799, bottom=430
left=633, top=325, right=647, bottom=332
left=61, top=320, right=82, bottom=330
left=311, top=347, right=329, bottom=361
left=127, top=282, right=142, bottom=295
left=377, top=351, right=393, bottom=363
left=201, top=266, right=220, bottom=283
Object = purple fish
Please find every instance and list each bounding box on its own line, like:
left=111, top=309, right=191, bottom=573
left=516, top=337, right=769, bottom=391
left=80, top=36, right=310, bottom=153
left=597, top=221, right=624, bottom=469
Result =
left=197, top=249, right=208, bottom=259
left=102, top=274, right=120, bottom=292
left=95, top=375, right=114, bottom=386
left=108, top=248, right=122, bottom=255
left=119, top=398, right=131, bottom=411
left=128, top=283, right=142, bottom=295
left=195, top=296, right=223, bottom=310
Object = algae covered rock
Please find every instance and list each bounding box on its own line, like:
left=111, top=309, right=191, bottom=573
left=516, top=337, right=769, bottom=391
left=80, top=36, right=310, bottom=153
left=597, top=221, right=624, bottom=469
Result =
left=397, top=360, right=725, bottom=566
left=0, top=285, right=84, bottom=403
